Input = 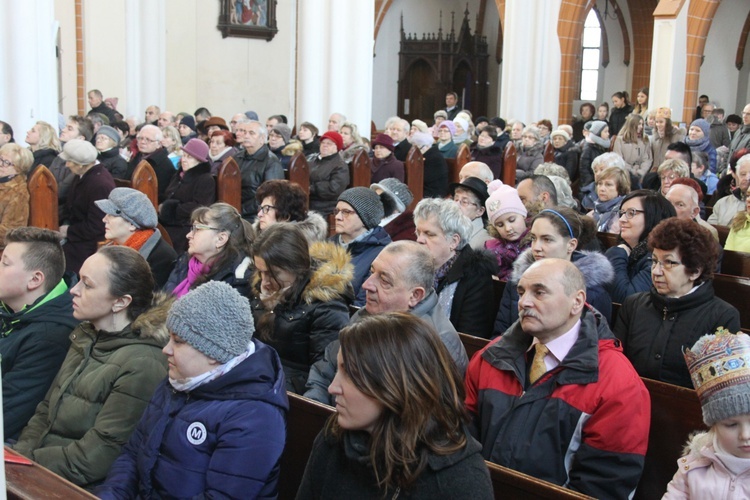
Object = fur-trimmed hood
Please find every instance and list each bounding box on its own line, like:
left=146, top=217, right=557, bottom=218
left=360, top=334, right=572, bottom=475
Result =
left=510, top=248, right=614, bottom=288
left=282, top=139, right=304, bottom=157
left=131, top=291, right=175, bottom=344
left=251, top=241, right=353, bottom=305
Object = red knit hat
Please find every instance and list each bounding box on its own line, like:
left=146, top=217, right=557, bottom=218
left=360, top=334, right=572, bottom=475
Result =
left=320, top=131, right=344, bottom=151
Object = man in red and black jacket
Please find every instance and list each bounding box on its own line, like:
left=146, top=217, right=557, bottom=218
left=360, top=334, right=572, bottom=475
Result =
left=465, top=258, right=650, bottom=500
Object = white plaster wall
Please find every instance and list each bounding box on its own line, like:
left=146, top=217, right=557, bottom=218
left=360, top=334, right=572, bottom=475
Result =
left=698, top=0, right=746, bottom=114
left=69, top=0, right=296, bottom=124
left=372, top=0, right=482, bottom=128
left=649, top=7, right=689, bottom=122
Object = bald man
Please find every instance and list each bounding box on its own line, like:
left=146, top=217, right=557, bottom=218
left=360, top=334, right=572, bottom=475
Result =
left=466, top=259, right=649, bottom=499
left=459, top=161, right=494, bottom=184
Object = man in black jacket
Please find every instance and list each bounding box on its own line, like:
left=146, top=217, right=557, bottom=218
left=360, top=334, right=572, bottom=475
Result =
left=0, top=228, right=79, bottom=440
left=87, top=89, right=117, bottom=124
left=233, top=120, right=283, bottom=219
left=126, top=124, right=176, bottom=203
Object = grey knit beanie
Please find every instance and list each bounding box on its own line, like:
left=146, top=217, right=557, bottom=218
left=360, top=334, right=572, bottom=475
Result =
left=371, top=178, right=413, bottom=213
left=589, top=121, right=608, bottom=137
left=166, top=281, right=253, bottom=363
left=684, top=329, right=750, bottom=426
left=338, top=187, right=384, bottom=230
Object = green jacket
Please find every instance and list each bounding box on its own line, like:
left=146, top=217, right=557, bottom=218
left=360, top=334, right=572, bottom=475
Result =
left=13, top=298, right=171, bottom=488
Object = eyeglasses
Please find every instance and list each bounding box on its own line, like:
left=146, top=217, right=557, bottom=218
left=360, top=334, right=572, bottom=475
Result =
left=618, top=208, right=645, bottom=220
left=136, top=136, right=159, bottom=143
left=453, top=197, right=478, bottom=208
left=0, top=158, right=14, bottom=168
left=651, top=257, right=682, bottom=270
left=660, top=173, right=679, bottom=182
left=190, top=223, right=221, bottom=233
left=258, top=204, right=276, bottom=214
left=333, top=208, right=357, bottom=217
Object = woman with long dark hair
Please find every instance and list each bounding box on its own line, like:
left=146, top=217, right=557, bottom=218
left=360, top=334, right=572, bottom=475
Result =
left=296, top=313, right=493, bottom=499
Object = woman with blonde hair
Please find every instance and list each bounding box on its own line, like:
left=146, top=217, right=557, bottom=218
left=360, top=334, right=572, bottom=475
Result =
left=297, top=313, right=493, bottom=499
left=25, top=120, right=60, bottom=171
left=0, top=143, right=33, bottom=249
left=651, top=107, right=685, bottom=169
left=160, top=125, right=182, bottom=168
left=613, top=113, right=652, bottom=185
left=339, top=121, right=368, bottom=164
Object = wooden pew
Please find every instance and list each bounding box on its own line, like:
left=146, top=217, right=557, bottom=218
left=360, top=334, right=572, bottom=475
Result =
left=27, top=165, right=58, bottom=230
left=216, top=156, right=241, bottom=212
left=712, top=224, right=729, bottom=246
left=543, top=141, right=555, bottom=162
left=721, top=249, right=750, bottom=277
left=287, top=152, right=310, bottom=196
left=596, top=231, right=619, bottom=249
left=404, top=146, right=424, bottom=210
left=349, top=149, right=371, bottom=188
left=282, top=393, right=594, bottom=500
left=459, top=332, right=490, bottom=361
left=635, top=378, right=704, bottom=500
left=130, top=160, right=159, bottom=209
left=712, top=274, right=750, bottom=330
left=454, top=143, right=472, bottom=182
left=503, top=142, right=517, bottom=186
left=6, top=447, right=97, bottom=499
left=446, top=158, right=458, bottom=185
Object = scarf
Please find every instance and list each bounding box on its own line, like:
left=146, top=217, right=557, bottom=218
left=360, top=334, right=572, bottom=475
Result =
left=433, top=252, right=459, bottom=290
left=684, top=135, right=710, bottom=150
left=586, top=134, right=611, bottom=149
left=628, top=239, right=650, bottom=268
left=486, top=229, right=530, bottom=281
left=172, top=257, right=211, bottom=298
left=119, top=228, right=155, bottom=252
left=453, top=132, right=469, bottom=144
left=169, top=342, right=256, bottom=392
left=593, top=196, right=623, bottom=232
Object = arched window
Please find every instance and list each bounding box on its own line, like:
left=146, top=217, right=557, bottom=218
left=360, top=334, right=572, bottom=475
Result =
left=580, top=9, right=601, bottom=101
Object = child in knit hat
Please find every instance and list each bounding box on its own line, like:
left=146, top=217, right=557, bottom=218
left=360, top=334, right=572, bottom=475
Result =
left=664, top=328, right=750, bottom=498
left=483, top=180, right=529, bottom=280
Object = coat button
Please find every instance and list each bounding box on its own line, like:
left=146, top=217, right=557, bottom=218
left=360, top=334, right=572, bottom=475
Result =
left=655, top=353, right=662, bottom=360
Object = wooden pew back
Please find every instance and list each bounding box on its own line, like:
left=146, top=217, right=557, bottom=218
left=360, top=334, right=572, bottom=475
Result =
left=713, top=224, right=729, bottom=246
left=596, top=231, right=619, bottom=249
left=349, top=149, right=371, bottom=188
left=27, top=165, right=58, bottom=230
left=455, top=143, right=472, bottom=180
left=721, top=249, right=750, bottom=277
left=635, top=378, right=704, bottom=500
left=6, top=446, right=97, bottom=499
left=503, top=142, right=517, bottom=186
left=287, top=152, right=310, bottom=196
left=543, top=141, right=555, bottom=162
left=404, top=146, right=424, bottom=210
left=216, top=157, right=242, bottom=212
left=446, top=158, right=459, bottom=185
left=713, top=274, right=750, bottom=330
left=131, top=160, right=158, bottom=209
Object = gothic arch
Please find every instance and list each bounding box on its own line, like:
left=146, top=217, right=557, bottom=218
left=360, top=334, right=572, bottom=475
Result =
left=737, top=9, right=750, bottom=70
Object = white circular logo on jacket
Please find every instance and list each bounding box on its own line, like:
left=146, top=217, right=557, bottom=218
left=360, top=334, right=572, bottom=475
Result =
left=187, top=422, right=207, bottom=445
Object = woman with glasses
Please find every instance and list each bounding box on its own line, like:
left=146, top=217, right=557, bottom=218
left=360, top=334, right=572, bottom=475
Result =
left=515, top=126, right=544, bottom=182
left=656, top=158, right=691, bottom=196
left=164, top=202, right=253, bottom=297
left=158, top=138, right=217, bottom=253
left=0, top=144, right=32, bottom=250
left=614, top=217, right=740, bottom=388
left=250, top=223, right=350, bottom=393
left=331, top=187, right=392, bottom=307
left=253, top=179, right=327, bottom=242
left=604, top=189, right=676, bottom=303
left=449, top=177, right=491, bottom=250
left=494, top=206, right=614, bottom=336
left=415, top=198, right=497, bottom=338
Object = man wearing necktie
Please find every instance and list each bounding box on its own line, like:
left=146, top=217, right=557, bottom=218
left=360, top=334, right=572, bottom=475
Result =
left=465, top=258, right=650, bottom=500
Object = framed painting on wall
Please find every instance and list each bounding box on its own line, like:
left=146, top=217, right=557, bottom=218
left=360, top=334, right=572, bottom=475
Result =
left=218, top=0, right=278, bottom=41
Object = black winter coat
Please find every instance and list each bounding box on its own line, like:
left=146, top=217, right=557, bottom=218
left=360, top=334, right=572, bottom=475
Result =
left=250, top=242, right=352, bottom=394
left=553, top=140, right=580, bottom=181
left=62, top=164, right=115, bottom=274
left=31, top=148, right=58, bottom=172
left=614, top=281, right=740, bottom=388
left=0, top=274, right=79, bottom=440
left=423, top=144, right=449, bottom=198
left=393, top=140, right=411, bottom=162
left=472, top=144, right=504, bottom=180
left=579, top=142, right=608, bottom=186
left=437, top=246, right=499, bottom=338
left=309, top=153, right=349, bottom=216
left=609, top=104, right=633, bottom=136
left=97, top=147, right=128, bottom=180
left=163, top=252, right=252, bottom=297
left=234, top=145, right=284, bottom=219
left=158, top=162, right=216, bottom=253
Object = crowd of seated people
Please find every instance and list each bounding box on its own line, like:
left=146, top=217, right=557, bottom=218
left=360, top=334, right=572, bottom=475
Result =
left=2, top=89, right=750, bottom=498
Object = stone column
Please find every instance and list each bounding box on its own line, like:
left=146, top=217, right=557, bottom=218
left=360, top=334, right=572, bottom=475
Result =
left=296, top=0, right=374, bottom=137
left=649, top=3, right=688, bottom=124
left=124, top=0, right=166, bottom=120
left=0, top=0, right=60, bottom=137
left=499, top=0, right=562, bottom=126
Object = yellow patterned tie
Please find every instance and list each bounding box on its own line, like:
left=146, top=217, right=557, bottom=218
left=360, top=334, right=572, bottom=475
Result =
left=529, top=344, right=550, bottom=384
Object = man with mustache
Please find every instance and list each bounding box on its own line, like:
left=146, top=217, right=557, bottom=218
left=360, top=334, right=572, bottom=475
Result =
left=465, top=258, right=650, bottom=500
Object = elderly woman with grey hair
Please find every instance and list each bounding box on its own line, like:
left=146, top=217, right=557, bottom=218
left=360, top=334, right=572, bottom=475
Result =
left=516, top=126, right=545, bottom=182
left=414, top=198, right=497, bottom=338
left=580, top=152, right=628, bottom=210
